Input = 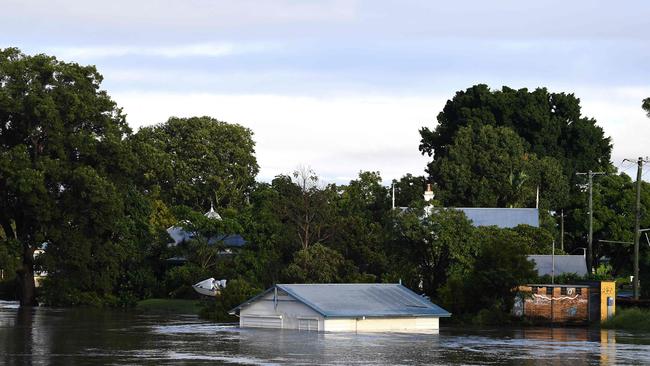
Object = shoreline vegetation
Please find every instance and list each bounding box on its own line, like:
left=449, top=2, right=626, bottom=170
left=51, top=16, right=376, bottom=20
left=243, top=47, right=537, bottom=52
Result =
left=601, top=308, right=650, bottom=332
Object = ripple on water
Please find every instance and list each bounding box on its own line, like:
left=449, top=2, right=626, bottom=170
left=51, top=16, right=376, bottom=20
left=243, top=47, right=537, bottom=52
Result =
left=0, top=300, right=20, bottom=309
left=165, top=351, right=280, bottom=365
left=151, top=322, right=237, bottom=335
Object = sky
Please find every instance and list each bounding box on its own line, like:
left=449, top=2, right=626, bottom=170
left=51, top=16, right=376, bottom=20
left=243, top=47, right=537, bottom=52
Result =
left=2, top=0, right=649, bottom=184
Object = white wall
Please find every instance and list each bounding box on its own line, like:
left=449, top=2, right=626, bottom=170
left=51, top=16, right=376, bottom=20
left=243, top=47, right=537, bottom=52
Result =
left=324, top=316, right=439, bottom=332
left=239, top=291, right=324, bottom=330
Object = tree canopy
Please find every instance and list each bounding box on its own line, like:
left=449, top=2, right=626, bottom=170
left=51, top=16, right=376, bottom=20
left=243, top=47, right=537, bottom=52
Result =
left=431, top=124, right=568, bottom=208
left=0, top=47, right=135, bottom=305
left=420, top=84, right=612, bottom=184
left=130, top=116, right=259, bottom=211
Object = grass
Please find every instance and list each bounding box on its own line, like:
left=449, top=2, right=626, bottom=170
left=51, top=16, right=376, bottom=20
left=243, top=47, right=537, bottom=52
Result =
left=136, top=298, right=203, bottom=315
left=601, top=308, right=650, bottom=332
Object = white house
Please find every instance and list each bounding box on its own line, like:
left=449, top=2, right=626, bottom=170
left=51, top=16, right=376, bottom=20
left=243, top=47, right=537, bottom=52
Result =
left=229, top=283, right=451, bottom=332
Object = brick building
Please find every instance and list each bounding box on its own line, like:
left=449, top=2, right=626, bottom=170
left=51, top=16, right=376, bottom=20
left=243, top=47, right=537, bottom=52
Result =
left=514, top=281, right=616, bottom=323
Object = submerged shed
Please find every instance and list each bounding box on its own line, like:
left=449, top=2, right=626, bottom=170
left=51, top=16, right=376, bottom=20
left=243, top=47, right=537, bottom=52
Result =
left=229, top=283, right=450, bottom=332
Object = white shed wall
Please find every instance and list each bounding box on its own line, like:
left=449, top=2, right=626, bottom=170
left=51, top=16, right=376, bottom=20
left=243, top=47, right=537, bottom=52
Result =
left=239, top=291, right=324, bottom=330
left=324, top=316, right=439, bottom=332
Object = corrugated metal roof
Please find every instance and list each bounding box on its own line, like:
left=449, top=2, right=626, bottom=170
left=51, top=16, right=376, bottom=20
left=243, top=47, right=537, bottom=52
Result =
left=232, top=283, right=450, bottom=318
left=166, top=226, right=246, bottom=248
left=455, top=208, right=539, bottom=228
left=527, top=255, right=588, bottom=277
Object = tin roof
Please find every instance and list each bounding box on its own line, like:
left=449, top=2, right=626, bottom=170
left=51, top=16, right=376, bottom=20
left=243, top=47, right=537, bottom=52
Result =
left=455, top=208, right=539, bottom=228
left=527, top=255, right=588, bottom=277
left=231, top=283, right=451, bottom=318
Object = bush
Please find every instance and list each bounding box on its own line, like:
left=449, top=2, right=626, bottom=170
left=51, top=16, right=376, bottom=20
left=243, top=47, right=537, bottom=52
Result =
left=199, top=278, right=261, bottom=322
left=163, top=264, right=211, bottom=299
left=601, top=308, right=650, bottom=332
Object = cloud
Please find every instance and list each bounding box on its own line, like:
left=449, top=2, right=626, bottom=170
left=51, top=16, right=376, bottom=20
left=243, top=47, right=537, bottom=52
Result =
left=110, top=92, right=441, bottom=184
left=47, top=42, right=277, bottom=60
left=110, top=87, right=650, bottom=185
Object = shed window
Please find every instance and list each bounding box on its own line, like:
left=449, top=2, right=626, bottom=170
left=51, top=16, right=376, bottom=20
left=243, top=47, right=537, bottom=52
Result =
left=561, top=287, right=567, bottom=295
left=546, top=287, right=553, bottom=295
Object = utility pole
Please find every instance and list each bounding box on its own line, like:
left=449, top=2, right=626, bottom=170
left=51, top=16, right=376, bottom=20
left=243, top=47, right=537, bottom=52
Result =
left=560, top=209, right=564, bottom=252
left=624, top=157, right=648, bottom=300
left=576, top=170, right=605, bottom=273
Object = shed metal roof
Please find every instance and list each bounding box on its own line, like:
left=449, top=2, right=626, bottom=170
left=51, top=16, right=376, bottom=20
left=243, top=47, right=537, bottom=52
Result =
left=231, top=283, right=451, bottom=318
left=456, top=208, right=539, bottom=228
left=527, top=255, right=588, bottom=277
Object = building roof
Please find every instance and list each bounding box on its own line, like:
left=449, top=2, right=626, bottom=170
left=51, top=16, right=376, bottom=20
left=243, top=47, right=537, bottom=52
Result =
left=204, top=205, right=222, bottom=220
left=231, top=283, right=451, bottom=318
left=455, top=208, right=539, bottom=228
left=527, top=255, right=588, bottom=277
left=166, top=226, right=246, bottom=248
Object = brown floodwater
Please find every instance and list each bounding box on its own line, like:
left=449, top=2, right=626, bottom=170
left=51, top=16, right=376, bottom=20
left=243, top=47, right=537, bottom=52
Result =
left=1, top=300, right=649, bottom=365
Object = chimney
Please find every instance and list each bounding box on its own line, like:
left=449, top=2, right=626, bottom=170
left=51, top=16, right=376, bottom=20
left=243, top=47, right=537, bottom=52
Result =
left=423, top=183, right=434, bottom=203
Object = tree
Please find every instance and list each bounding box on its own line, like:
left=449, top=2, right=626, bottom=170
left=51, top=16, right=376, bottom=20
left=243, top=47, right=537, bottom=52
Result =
left=391, top=174, right=427, bottom=208
left=420, top=85, right=612, bottom=182
left=643, top=97, right=650, bottom=118
left=331, top=171, right=390, bottom=279
left=430, top=124, right=567, bottom=209
left=565, top=173, right=650, bottom=274
left=130, top=116, right=259, bottom=211
left=440, top=230, right=537, bottom=319
left=0, top=48, right=134, bottom=306
left=389, top=207, right=477, bottom=299
left=273, top=167, right=336, bottom=251
left=283, top=243, right=350, bottom=283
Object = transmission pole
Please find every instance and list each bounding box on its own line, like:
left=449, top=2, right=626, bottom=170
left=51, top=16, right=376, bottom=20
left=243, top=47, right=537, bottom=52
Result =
left=576, top=170, right=605, bottom=273
left=625, top=157, right=648, bottom=300
left=560, top=209, right=564, bottom=252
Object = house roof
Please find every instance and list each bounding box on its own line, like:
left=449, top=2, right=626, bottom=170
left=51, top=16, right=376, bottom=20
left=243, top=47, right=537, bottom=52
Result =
left=231, top=283, right=451, bottom=318
left=527, top=255, right=588, bottom=277
left=166, top=227, right=246, bottom=248
left=455, top=208, right=539, bottom=228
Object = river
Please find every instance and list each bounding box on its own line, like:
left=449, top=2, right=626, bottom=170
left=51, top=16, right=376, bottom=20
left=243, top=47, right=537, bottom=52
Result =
left=1, top=300, right=650, bottom=365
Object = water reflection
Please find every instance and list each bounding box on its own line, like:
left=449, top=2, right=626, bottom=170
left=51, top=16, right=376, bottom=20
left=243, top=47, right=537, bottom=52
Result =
left=1, top=303, right=650, bottom=365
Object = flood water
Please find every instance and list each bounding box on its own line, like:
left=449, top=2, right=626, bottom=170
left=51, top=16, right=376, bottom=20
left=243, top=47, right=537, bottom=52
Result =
left=1, top=301, right=650, bottom=365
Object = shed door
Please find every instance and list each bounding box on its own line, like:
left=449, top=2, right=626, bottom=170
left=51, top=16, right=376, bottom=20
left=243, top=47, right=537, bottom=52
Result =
left=298, top=318, right=319, bottom=331
left=241, top=315, right=282, bottom=328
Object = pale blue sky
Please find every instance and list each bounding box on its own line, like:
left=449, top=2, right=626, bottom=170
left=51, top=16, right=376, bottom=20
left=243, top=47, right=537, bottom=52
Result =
left=3, top=0, right=649, bottom=182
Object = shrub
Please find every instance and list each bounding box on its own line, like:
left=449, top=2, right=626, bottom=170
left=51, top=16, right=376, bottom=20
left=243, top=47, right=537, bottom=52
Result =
left=199, top=278, right=261, bottom=322
left=601, top=308, right=650, bottom=332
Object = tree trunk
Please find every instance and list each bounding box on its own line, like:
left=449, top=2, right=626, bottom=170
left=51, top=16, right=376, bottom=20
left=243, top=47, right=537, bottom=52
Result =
left=17, top=244, right=37, bottom=306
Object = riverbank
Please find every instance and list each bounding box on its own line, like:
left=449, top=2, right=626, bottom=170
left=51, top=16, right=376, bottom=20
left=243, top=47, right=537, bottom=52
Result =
left=135, top=298, right=202, bottom=315
left=601, top=307, right=650, bottom=332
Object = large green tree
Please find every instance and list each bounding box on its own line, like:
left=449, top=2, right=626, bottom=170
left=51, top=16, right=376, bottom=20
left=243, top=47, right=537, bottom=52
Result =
left=440, top=228, right=538, bottom=318
left=130, top=116, right=259, bottom=211
left=431, top=124, right=568, bottom=209
left=566, top=173, right=650, bottom=273
left=420, top=85, right=612, bottom=184
left=0, top=48, right=134, bottom=305
left=389, top=207, right=477, bottom=299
